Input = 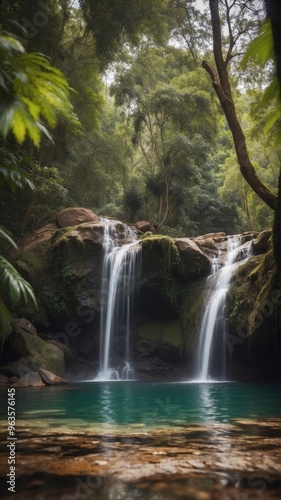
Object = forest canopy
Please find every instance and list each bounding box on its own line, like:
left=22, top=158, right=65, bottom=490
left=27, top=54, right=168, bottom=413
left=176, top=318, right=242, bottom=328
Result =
left=0, top=0, right=280, bottom=240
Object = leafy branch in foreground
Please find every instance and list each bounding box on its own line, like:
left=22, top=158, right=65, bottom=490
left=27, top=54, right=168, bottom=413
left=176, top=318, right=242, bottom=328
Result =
left=0, top=31, right=79, bottom=146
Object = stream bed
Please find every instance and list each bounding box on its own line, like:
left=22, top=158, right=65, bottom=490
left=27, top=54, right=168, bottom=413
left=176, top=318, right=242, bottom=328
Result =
left=0, top=381, right=281, bottom=499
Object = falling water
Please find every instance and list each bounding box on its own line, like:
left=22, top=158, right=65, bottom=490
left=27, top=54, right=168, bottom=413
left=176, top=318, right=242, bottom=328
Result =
left=96, top=219, right=141, bottom=381
left=196, top=235, right=252, bottom=381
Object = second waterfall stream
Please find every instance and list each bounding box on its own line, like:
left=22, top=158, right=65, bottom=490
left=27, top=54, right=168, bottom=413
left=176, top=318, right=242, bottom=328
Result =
left=96, top=219, right=141, bottom=381
left=196, top=235, right=252, bottom=381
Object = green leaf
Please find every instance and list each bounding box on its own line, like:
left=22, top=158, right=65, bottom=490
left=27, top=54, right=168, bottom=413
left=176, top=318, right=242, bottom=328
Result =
left=11, top=106, right=27, bottom=144
left=0, top=228, right=18, bottom=249
left=241, top=19, right=274, bottom=69
left=0, top=255, right=37, bottom=306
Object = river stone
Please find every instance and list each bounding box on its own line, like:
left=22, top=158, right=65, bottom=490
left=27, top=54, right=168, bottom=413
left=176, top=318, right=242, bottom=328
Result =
left=39, top=369, right=68, bottom=385
left=56, top=207, right=99, bottom=228
left=175, top=238, right=210, bottom=278
left=12, top=372, right=45, bottom=387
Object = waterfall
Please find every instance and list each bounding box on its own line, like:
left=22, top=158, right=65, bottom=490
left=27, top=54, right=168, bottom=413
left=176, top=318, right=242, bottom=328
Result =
left=196, top=235, right=252, bottom=381
left=96, top=219, right=141, bottom=381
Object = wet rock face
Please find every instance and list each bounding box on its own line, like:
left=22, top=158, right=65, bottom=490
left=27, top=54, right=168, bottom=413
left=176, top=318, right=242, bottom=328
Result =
left=227, top=248, right=281, bottom=381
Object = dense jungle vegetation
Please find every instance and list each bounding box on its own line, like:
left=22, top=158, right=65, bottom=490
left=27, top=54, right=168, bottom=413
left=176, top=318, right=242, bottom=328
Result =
left=1, top=0, right=281, bottom=308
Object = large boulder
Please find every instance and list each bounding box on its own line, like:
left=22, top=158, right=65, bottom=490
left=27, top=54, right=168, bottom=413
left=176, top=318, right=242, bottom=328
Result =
left=15, top=223, right=59, bottom=281
left=135, top=220, right=154, bottom=234
left=12, top=372, right=45, bottom=387
left=252, top=229, right=272, bottom=254
left=39, top=368, right=68, bottom=385
left=56, top=207, right=99, bottom=228
left=175, top=238, right=210, bottom=278
left=1, top=330, right=65, bottom=378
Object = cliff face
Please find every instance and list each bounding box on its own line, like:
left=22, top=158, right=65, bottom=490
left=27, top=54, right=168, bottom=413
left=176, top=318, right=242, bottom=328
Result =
left=227, top=247, right=281, bottom=381
left=1, top=207, right=280, bottom=382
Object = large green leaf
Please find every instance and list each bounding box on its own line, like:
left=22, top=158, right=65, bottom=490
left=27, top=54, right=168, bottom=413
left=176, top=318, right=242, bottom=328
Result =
left=0, top=255, right=37, bottom=307
left=0, top=32, right=79, bottom=145
left=241, top=19, right=274, bottom=68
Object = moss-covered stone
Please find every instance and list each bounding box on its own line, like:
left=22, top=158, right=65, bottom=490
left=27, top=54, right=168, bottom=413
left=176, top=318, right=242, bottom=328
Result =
left=227, top=249, right=281, bottom=379
left=135, top=318, right=183, bottom=363
left=141, top=235, right=180, bottom=274
left=181, top=278, right=207, bottom=359
left=1, top=330, right=65, bottom=377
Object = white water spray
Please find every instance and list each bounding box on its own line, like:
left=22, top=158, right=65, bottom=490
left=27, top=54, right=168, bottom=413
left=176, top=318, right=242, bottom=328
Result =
left=196, top=235, right=252, bottom=381
left=96, top=219, right=141, bottom=381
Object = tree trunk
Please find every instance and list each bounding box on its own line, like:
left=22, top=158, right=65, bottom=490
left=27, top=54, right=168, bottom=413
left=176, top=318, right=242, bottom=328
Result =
left=203, top=0, right=277, bottom=211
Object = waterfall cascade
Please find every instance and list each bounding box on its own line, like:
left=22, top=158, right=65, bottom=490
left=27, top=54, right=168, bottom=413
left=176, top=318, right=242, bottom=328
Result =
left=96, top=219, right=141, bottom=381
left=196, top=235, right=252, bottom=381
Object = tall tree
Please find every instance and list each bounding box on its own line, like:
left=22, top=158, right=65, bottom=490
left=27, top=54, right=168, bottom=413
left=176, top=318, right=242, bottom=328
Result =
left=202, top=0, right=277, bottom=210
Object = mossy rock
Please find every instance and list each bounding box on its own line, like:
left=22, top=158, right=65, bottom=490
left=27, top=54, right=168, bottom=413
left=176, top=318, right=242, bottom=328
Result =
left=2, top=330, right=65, bottom=377
left=227, top=249, right=281, bottom=379
left=228, top=250, right=280, bottom=342
left=141, top=234, right=180, bottom=273
left=181, top=277, right=206, bottom=358
left=136, top=318, right=184, bottom=362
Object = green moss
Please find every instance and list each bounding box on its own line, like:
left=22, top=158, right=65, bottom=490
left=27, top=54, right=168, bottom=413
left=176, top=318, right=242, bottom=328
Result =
left=228, top=249, right=281, bottom=343
left=136, top=318, right=183, bottom=348
left=51, top=226, right=86, bottom=248
left=141, top=235, right=185, bottom=312
left=197, top=238, right=216, bottom=250
left=182, top=278, right=206, bottom=354
left=141, top=234, right=180, bottom=273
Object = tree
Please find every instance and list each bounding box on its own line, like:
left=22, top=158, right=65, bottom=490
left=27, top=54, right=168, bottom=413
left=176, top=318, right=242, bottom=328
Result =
left=111, top=44, right=238, bottom=233
left=264, top=0, right=281, bottom=277
left=78, top=0, right=167, bottom=66
left=202, top=0, right=277, bottom=210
